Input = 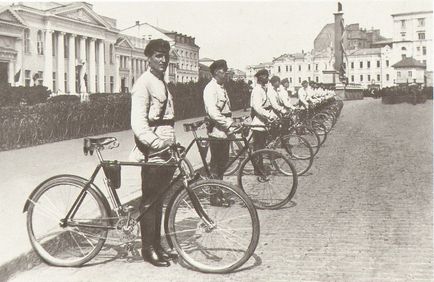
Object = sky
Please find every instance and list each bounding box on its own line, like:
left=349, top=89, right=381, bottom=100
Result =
left=3, top=0, right=432, bottom=70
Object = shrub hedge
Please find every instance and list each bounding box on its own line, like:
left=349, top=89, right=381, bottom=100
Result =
left=0, top=83, right=51, bottom=107
left=0, top=78, right=250, bottom=151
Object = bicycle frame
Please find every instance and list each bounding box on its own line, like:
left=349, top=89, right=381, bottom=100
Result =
left=184, top=129, right=254, bottom=177
left=62, top=146, right=215, bottom=231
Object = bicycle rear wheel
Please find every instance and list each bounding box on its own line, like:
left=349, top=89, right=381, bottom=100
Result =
left=26, top=175, right=110, bottom=267
left=279, top=135, right=314, bottom=176
left=237, top=149, right=298, bottom=209
left=167, top=179, right=259, bottom=273
left=223, top=140, right=246, bottom=176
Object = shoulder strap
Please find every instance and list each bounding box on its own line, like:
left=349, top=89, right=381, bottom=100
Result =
left=159, top=80, right=169, bottom=122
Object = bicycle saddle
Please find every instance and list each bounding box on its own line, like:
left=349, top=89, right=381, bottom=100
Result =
left=83, top=137, right=118, bottom=155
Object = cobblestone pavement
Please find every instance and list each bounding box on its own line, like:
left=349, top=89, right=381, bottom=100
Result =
left=7, top=99, right=433, bottom=282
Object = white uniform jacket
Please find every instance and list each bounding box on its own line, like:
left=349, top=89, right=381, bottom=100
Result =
left=250, top=84, right=278, bottom=132
left=203, top=78, right=233, bottom=139
left=130, top=70, right=175, bottom=162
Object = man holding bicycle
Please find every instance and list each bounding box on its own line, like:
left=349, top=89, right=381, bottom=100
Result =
left=250, top=69, right=278, bottom=175
left=130, top=38, right=177, bottom=267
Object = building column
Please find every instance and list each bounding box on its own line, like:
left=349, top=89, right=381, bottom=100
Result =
left=15, top=39, right=23, bottom=86
left=68, top=34, right=76, bottom=94
left=88, top=38, right=96, bottom=93
left=79, top=36, right=87, bottom=93
left=8, top=60, right=15, bottom=85
left=98, top=39, right=105, bottom=93
left=131, top=58, right=135, bottom=85
left=57, top=32, right=65, bottom=93
left=115, top=55, right=120, bottom=93
left=43, top=29, right=53, bottom=89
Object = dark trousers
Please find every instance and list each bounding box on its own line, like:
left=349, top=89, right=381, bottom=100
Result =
left=209, top=138, right=230, bottom=179
left=252, top=130, right=267, bottom=175
left=140, top=165, right=176, bottom=249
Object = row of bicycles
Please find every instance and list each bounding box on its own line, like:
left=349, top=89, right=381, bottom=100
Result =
left=23, top=97, right=343, bottom=274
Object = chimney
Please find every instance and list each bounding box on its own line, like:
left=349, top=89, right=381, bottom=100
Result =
left=136, top=21, right=140, bottom=37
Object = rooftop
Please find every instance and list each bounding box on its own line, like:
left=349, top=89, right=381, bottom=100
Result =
left=392, top=57, right=426, bottom=69
left=391, top=10, right=433, bottom=17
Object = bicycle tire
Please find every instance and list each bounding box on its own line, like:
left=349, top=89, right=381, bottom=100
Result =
left=237, top=149, right=298, bottom=209
left=26, top=175, right=110, bottom=267
left=279, top=135, right=314, bottom=176
left=289, top=125, right=320, bottom=156
left=310, top=120, right=328, bottom=146
left=223, top=140, right=245, bottom=176
left=166, top=179, right=260, bottom=273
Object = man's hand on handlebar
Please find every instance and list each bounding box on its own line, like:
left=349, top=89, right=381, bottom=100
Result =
left=160, top=139, right=175, bottom=149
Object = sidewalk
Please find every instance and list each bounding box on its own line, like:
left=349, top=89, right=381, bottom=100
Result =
left=0, top=110, right=250, bottom=280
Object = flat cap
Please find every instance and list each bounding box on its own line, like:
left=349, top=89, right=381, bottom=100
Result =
left=144, top=39, right=170, bottom=57
left=270, top=76, right=280, bottom=84
left=281, top=78, right=289, bottom=84
left=254, top=69, right=269, bottom=78
left=210, top=59, right=228, bottom=74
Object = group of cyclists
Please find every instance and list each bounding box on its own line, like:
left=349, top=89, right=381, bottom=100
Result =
left=129, top=38, right=340, bottom=268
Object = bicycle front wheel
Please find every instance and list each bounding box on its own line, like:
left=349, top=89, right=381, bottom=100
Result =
left=26, top=175, right=110, bottom=267
left=238, top=149, right=298, bottom=209
left=167, top=179, right=260, bottom=273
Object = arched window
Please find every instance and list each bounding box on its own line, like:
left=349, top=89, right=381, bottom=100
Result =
left=24, top=29, right=30, bottom=53
left=37, top=30, right=44, bottom=55
left=401, top=47, right=407, bottom=51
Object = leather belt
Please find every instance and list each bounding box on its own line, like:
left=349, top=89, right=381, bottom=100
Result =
left=222, top=113, right=232, bottom=117
left=149, top=119, right=175, bottom=127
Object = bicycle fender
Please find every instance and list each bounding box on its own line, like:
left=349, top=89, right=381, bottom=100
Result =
left=23, top=174, right=109, bottom=213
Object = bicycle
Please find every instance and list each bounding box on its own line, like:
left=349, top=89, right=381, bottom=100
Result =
left=183, top=120, right=298, bottom=210
left=23, top=137, right=260, bottom=273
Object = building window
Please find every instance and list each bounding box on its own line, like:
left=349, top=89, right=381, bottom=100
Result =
left=38, top=71, right=43, bottom=86
left=367, top=61, right=370, bottom=68
left=422, top=46, right=426, bottom=55
left=110, top=76, right=114, bottom=93
left=298, top=77, right=301, bottom=83
left=377, top=74, right=380, bottom=81
left=397, top=71, right=401, bottom=78
left=400, top=20, right=406, bottom=28
left=418, top=18, right=425, bottom=27
left=417, top=46, right=421, bottom=52
left=298, top=65, right=301, bottom=71
left=360, top=75, right=363, bottom=81
left=408, top=71, right=412, bottom=77
left=24, top=29, right=30, bottom=53
left=351, top=62, right=354, bottom=69
left=418, top=33, right=425, bottom=40
left=290, top=66, right=292, bottom=72
left=278, top=66, right=281, bottom=72
left=367, top=75, right=370, bottom=81
left=308, top=64, right=311, bottom=71
left=400, top=32, right=406, bottom=38
left=52, top=34, right=56, bottom=57
left=52, top=72, right=56, bottom=90
left=359, top=61, right=363, bottom=68
left=386, top=60, right=389, bottom=67
left=64, top=37, right=69, bottom=58
left=315, top=76, right=318, bottom=82
left=289, top=77, right=292, bottom=83
left=351, top=75, right=354, bottom=82
left=308, top=77, right=311, bottom=81
left=386, top=74, right=390, bottom=81
left=37, top=30, right=44, bottom=55
left=64, top=73, right=67, bottom=92
left=25, top=70, right=31, bottom=86
left=423, top=60, right=426, bottom=65
left=110, top=44, right=114, bottom=64
left=315, top=64, right=318, bottom=71
left=286, top=65, right=288, bottom=72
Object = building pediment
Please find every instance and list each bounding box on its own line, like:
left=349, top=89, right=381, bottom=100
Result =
left=57, top=8, right=106, bottom=27
left=0, top=7, right=27, bottom=27
left=115, top=37, right=134, bottom=49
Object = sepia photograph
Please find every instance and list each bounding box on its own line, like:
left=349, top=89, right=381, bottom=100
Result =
left=0, top=0, right=432, bottom=281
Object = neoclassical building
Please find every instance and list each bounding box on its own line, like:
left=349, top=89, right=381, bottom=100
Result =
left=0, top=2, right=190, bottom=94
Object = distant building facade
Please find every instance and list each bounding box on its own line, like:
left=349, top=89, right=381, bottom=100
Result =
left=0, top=2, right=198, bottom=94
left=247, top=10, right=433, bottom=88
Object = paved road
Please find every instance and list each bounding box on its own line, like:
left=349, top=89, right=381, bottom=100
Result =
left=6, top=99, right=434, bottom=281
